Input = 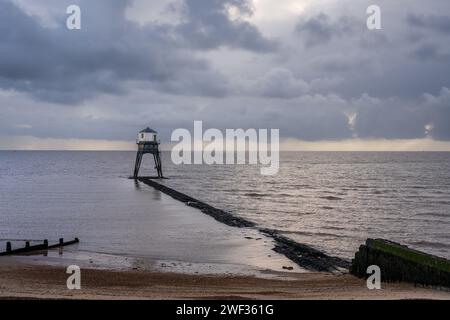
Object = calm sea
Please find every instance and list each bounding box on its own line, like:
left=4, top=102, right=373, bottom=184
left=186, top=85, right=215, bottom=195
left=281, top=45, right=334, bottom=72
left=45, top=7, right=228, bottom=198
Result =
left=1, top=151, right=449, bottom=260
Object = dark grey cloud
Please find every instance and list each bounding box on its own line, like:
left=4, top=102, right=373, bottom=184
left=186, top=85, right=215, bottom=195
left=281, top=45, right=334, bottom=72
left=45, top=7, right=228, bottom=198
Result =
left=412, top=43, right=450, bottom=62
left=166, top=94, right=354, bottom=141
left=407, top=14, right=450, bottom=34
left=295, top=13, right=358, bottom=48
left=353, top=88, right=450, bottom=141
left=354, top=98, right=427, bottom=140
left=0, top=0, right=273, bottom=104
left=252, top=68, right=309, bottom=99
left=423, top=88, right=450, bottom=140
left=278, top=105, right=352, bottom=141
left=406, top=13, right=450, bottom=64
left=0, top=0, right=211, bottom=103
left=176, top=0, right=277, bottom=52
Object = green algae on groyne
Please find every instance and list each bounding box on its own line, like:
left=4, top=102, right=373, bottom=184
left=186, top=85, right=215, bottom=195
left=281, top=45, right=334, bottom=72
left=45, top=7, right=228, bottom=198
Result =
left=351, top=239, right=450, bottom=288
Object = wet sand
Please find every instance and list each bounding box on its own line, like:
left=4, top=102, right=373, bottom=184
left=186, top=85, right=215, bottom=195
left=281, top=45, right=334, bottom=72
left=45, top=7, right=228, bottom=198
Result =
left=139, top=178, right=350, bottom=272
left=0, top=261, right=449, bottom=300
left=0, top=177, right=304, bottom=274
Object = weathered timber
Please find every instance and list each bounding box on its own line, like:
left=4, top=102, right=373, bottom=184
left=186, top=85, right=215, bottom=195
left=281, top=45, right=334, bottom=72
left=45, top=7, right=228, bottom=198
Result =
left=0, top=238, right=80, bottom=256
left=350, top=238, right=450, bottom=288
left=0, top=241, right=48, bottom=256
left=138, top=177, right=351, bottom=272
left=48, top=237, right=80, bottom=249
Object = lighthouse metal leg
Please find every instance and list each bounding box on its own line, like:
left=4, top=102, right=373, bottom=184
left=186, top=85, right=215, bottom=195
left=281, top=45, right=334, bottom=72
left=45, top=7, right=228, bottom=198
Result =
left=152, top=153, right=163, bottom=178
left=133, top=147, right=163, bottom=179
left=152, top=154, right=157, bottom=176
left=156, top=152, right=163, bottom=178
left=133, top=151, right=143, bottom=179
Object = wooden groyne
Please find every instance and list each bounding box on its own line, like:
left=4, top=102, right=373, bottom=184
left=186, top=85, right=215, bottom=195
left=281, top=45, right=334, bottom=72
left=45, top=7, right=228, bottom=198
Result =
left=0, top=238, right=79, bottom=256
left=138, top=177, right=350, bottom=272
left=48, top=238, right=80, bottom=249
left=351, top=239, right=450, bottom=288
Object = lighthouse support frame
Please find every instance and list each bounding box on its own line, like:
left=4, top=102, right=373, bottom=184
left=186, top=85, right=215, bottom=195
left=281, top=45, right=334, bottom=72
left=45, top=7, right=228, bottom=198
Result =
left=133, top=142, right=163, bottom=179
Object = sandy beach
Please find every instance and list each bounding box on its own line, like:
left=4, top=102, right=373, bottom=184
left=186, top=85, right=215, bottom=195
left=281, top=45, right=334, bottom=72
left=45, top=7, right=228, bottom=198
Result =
left=1, top=259, right=449, bottom=300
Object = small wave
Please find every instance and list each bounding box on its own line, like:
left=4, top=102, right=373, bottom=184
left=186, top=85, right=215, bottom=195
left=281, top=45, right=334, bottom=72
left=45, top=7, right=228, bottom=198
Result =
left=319, top=196, right=343, bottom=201
left=322, top=206, right=334, bottom=210
left=296, top=212, right=317, bottom=216
left=322, top=225, right=346, bottom=231
left=282, top=230, right=347, bottom=239
left=415, top=212, right=449, bottom=218
left=412, top=200, right=450, bottom=205
left=276, top=193, right=296, bottom=198
left=351, top=185, right=370, bottom=189
left=291, top=184, right=312, bottom=188
left=410, top=241, right=450, bottom=250
left=243, top=192, right=270, bottom=198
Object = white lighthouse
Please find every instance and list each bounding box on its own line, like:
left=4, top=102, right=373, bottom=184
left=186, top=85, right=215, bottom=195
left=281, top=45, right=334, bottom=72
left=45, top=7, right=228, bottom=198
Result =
left=137, top=127, right=158, bottom=143
left=133, top=127, right=163, bottom=179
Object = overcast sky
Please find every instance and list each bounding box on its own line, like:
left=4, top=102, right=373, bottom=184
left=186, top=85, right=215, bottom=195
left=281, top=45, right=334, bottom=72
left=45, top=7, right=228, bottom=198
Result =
left=1, top=0, right=450, bottom=150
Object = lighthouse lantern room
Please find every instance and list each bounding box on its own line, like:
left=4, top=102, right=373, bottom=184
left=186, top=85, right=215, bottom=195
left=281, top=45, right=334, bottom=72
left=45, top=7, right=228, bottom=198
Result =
left=137, top=127, right=157, bottom=143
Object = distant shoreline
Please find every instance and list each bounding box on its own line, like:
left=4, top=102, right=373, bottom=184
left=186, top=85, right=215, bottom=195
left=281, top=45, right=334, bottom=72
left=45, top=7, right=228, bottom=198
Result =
left=2, top=150, right=450, bottom=153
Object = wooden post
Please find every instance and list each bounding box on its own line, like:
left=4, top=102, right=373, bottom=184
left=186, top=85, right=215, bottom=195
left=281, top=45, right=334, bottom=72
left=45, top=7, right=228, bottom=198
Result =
left=25, top=241, right=30, bottom=248
left=59, top=238, right=64, bottom=246
left=6, top=242, right=11, bottom=253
